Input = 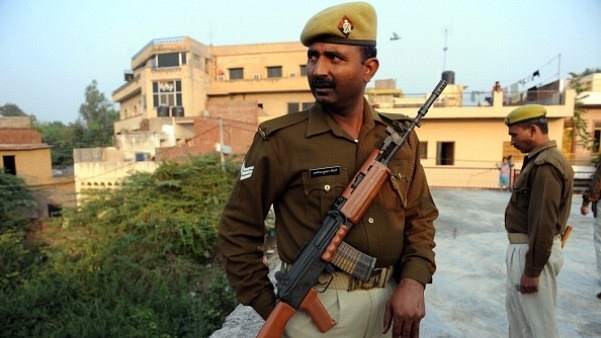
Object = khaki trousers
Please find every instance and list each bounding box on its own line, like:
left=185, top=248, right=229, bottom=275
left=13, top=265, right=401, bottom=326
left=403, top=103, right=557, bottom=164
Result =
left=505, top=239, right=563, bottom=338
left=283, top=279, right=395, bottom=338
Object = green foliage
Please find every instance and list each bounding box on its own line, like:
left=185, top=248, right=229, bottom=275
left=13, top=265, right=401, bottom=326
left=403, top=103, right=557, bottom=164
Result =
left=66, top=154, right=235, bottom=262
left=569, top=68, right=601, bottom=162
left=30, top=80, right=119, bottom=166
left=0, top=154, right=241, bottom=337
left=569, top=71, right=591, bottom=151
left=0, top=229, right=46, bottom=291
left=0, top=103, right=28, bottom=117
left=77, top=80, right=118, bottom=147
left=0, top=172, right=36, bottom=231
left=0, top=172, right=43, bottom=291
left=35, top=120, right=78, bottom=166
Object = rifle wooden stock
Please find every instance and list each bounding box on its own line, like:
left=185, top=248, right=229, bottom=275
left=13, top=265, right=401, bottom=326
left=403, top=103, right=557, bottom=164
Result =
left=257, top=288, right=335, bottom=338
left=256, top=80, right=446, bottom=337
left=561, top=225, right=573, bottom=248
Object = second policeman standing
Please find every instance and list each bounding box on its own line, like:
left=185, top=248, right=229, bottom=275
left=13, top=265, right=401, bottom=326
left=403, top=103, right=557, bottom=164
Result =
left=218, top=2, right=438, bottom=337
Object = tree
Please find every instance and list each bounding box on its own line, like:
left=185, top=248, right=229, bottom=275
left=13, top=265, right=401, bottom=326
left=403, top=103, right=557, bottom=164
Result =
left=569, top=68, right=601, bottom=152
left=77, top=80, right=119, bottom=147
left=569, top=72, right=591, bottom=150
left=0, top=103, right=28, bottom=117
left=0, top=171, right=40, bottom=292
left=0, top=154, right=239, bottom=337
left=36, top=121, right=78, bottom=166
left=0, top=172, right=35, bottom=231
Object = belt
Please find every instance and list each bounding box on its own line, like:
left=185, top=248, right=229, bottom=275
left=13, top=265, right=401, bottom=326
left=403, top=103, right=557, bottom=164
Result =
left=507, top=232, right=561, bottom=244
left=281, top=262, right=394, bottom=292
left=507, top=232, right=528, bottom=244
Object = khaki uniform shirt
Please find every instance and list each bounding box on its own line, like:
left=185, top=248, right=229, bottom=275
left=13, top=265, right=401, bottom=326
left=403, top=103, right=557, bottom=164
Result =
left=504, top=140, right=573, bottom=277
left=219, top=100, right=438, bottom=319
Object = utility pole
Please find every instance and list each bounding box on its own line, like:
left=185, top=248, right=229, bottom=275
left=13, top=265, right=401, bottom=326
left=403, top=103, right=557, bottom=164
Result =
left=219, top=116, right=225, bottom=171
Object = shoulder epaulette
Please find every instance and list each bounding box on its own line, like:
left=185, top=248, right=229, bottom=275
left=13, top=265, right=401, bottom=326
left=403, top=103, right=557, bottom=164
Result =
left=258, top=111, right=309, bottom=139
left=377, top=112, right=416, bottom=132
left=378, top=112, right=412, bottom=122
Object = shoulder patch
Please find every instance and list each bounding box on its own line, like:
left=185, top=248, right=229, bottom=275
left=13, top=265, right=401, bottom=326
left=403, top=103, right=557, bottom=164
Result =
left=258, top=111, right=309, bottom=139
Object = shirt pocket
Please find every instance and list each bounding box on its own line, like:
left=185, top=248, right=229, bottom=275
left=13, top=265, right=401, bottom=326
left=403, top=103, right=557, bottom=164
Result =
left=511, top=173, right=531, bottom=208
left=302, top=169, right=349, bottom=218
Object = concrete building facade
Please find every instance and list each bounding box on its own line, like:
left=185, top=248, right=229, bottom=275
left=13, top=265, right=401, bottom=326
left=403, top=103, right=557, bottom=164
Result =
left=72, top=35, right=597, bottom=201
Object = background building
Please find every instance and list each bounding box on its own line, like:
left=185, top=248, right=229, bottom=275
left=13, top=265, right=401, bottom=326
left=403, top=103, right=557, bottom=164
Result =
left=72, top=35, right=598, bottom=203
left=1, top=116, right=74, bottom=217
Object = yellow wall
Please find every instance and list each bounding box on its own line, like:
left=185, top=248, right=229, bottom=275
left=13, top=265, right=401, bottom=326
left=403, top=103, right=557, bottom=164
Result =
left=1, top=148, right=53, bottom=186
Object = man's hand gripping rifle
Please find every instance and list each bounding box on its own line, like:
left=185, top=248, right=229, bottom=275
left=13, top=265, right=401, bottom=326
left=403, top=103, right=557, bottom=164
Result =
left=256, top=80, right=447, bottom=338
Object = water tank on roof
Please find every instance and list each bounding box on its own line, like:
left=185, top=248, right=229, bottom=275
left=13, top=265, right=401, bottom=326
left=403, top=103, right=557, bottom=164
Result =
left=442, top=71, right=455, bottom=84
left=157, top=105, right=169, bottom=117
left=171, top=106, right=184, bottom=117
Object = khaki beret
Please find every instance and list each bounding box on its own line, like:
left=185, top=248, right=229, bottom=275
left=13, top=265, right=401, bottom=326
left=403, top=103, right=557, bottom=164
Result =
left=300, top=2, right=377, bottom=47
left=504, top=104, right=547, bottom=126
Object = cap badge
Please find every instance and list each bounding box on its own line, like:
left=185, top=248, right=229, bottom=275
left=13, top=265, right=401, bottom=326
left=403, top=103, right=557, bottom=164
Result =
left=338, top=15, right=354, bottom=37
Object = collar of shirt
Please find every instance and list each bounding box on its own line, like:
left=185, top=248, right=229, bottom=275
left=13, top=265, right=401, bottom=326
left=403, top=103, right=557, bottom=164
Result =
left=305, top=99, right=383, bottom=139
left=524, top=140, right=558, bottom=164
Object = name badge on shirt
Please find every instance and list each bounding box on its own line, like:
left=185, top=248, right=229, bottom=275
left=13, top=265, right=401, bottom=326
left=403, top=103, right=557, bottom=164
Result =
left=309, top=166, right=341, bottom=178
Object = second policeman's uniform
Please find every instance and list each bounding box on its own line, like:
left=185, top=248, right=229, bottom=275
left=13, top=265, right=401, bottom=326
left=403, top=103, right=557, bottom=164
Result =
left=504, top=104, right=573, bottom=338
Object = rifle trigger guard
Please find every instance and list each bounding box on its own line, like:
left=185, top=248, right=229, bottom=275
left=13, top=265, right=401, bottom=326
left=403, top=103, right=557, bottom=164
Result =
left=315, top=273, right=334, bottom=293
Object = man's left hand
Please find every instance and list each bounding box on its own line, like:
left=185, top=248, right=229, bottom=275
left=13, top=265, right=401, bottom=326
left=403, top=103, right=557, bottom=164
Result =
left=518, top=274, right=539, bottom=294
left=382, top=278, right=425, bottom=338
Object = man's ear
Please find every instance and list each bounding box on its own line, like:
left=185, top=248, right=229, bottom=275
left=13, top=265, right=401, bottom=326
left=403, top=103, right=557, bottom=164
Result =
left=529, top=123, right=540, bottom=136
left=364, top=58, right=379, bottom=82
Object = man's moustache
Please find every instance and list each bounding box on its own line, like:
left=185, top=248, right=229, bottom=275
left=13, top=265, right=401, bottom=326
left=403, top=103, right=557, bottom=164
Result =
left=309, top=78, right=335, bottom=88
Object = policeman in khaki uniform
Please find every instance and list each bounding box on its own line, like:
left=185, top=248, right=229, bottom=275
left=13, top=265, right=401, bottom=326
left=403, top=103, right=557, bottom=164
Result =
left=219, top=3, right=438, bottom=337
left=503, top=104, right=573, bottom=338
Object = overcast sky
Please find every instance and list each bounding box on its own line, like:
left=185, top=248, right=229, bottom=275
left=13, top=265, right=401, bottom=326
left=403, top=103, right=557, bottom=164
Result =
left=1, top=0, right=600, bottom=123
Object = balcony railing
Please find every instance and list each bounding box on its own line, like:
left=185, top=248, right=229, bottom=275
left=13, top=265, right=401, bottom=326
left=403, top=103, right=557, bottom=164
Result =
left=385, top=89, right=565, bottom=109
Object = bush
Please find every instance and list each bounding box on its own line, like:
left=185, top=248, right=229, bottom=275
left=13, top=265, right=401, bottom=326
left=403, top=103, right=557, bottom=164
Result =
left=0, top=154, right=240, bottom=337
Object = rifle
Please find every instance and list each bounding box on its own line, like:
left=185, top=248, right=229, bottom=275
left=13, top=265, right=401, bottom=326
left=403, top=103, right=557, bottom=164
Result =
left=561, top=225, right=573, bottom=248
left=256, top=80, right=447, bottom=338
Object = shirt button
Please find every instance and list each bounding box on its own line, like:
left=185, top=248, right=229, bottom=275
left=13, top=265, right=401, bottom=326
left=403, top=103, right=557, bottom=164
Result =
left=368, top=217, right=374, bottom=224
left=324, top=184, right=331, bottom=192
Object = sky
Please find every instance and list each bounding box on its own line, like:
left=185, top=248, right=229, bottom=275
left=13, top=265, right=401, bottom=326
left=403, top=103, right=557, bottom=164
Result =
left=211, top=189, right=601, bottom=338
left=1, top=0, right=600, bottom=124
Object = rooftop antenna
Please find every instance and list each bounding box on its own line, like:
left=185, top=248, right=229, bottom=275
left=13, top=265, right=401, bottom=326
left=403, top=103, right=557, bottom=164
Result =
left=442, top=28, right=448, bottom=71
left=209, top=21, right=214, bottom=46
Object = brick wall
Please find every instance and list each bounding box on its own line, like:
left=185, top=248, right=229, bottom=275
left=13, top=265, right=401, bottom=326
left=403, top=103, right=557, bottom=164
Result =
left=155, top=101, right=259, bottom=161
left=0, top=129, right=43, bottom=144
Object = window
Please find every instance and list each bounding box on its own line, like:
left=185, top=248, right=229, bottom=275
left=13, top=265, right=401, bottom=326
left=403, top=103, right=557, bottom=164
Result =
left=436, top=142, right=454, bottom=165
left=2, top=155, right=16, bottom=175
left=154, top=52, right=186, bottom=68
left=300, top=65, right=307, bottom=76
left=267, top=66, right=282, bottom=78
left=229, top=68, right=243, bottom=80
left=287, top=102, right=313, bottom=114
left=287, top=103, right=300, bottom=114
left=301, top=102, right=313, bottom=110
left=152, top=80, right=182, bottom=107
left=593, top=122, right=601, bottom=153
left=419, top=141, right=428, bottom=160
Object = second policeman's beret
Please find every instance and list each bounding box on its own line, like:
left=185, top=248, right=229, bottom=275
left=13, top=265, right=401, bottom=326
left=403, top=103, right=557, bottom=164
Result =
left=504, top=104, right=547, bottom=126
left=300, top=2, right=377, bottom=47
